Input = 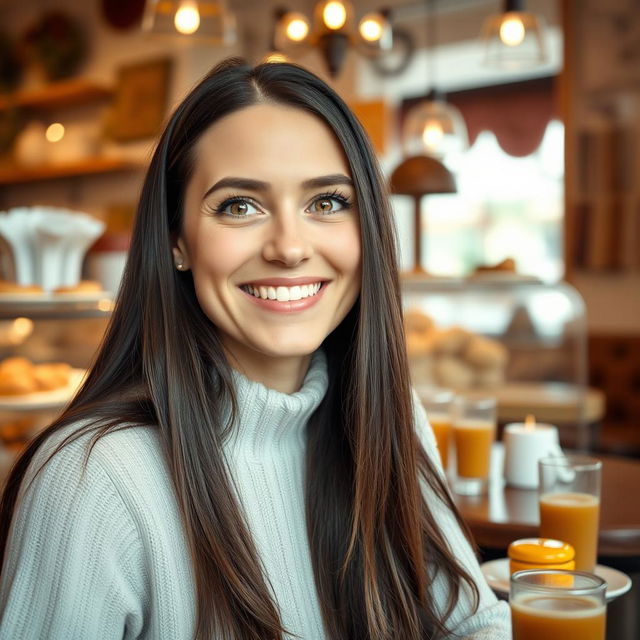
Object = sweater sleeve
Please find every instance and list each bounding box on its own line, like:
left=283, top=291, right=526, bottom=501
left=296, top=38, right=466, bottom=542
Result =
left=412, top=391, right=512, bottom=640
left=0, top=435, right=148, bottom=640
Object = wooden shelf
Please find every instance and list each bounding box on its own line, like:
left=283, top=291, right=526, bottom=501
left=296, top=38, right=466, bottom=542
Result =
left=0, top=158, right=145, bottom=185
left=0, top=80, right=113, bottom=112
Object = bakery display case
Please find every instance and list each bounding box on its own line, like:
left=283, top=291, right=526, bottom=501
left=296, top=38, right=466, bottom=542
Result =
left=402, top=274, right=604, bottom=449
left=0, top=294, right=112, bottom=471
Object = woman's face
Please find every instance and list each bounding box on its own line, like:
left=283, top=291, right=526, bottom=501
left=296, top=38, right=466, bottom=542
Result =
left=177, top=103, right=361, bottom=384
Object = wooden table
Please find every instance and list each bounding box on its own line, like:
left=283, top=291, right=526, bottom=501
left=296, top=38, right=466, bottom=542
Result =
left=451, top=445, right=640, bottom=640
left=451, top=445, right=640, bottom=557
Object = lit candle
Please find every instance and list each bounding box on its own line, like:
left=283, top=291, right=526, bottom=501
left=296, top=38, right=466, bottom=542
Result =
left=503, top=415, right=563, bottom=489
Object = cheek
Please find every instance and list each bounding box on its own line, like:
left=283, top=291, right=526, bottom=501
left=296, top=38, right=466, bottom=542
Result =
left=189, top=227, right=253, bottom=280
left=329, top=222, right=362, bottom=279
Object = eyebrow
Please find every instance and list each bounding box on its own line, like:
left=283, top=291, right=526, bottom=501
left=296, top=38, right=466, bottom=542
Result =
left=202, top=174, right=354, bottom=199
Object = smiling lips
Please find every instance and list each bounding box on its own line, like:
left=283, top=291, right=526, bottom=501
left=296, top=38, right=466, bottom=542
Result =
left=239, top=279, right=327, bottom=312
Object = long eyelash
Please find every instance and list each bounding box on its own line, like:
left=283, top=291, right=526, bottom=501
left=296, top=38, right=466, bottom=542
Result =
left=209, top=193, right=257, bottom=216
left=315, top=189, right=352, bottom=207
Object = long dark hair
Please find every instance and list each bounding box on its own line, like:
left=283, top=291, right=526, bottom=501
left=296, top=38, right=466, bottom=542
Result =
left=0, top=58, right=478, bottom=639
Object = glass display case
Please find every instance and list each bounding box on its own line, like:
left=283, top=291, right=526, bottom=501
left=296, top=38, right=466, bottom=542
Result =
left=0, top=296, right=112, bottom=470
left=401, top=274, right=604, bottom=449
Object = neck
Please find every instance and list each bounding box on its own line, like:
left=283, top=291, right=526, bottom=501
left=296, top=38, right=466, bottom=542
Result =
left=225, top=349, right=313, bottom=394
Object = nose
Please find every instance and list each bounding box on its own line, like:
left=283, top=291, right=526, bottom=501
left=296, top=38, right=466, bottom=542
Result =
left=262, top=214, right=313, bottom=267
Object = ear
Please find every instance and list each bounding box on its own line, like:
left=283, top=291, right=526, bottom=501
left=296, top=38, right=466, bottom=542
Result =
left=172, top=237, right=191, bottom=271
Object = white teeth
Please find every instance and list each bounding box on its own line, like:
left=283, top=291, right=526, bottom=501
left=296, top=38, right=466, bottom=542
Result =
left=243, top=282, right=323, bottom=301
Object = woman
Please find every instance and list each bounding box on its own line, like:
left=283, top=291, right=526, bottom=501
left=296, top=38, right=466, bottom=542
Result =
left=0, top=58, right=509, bottom=639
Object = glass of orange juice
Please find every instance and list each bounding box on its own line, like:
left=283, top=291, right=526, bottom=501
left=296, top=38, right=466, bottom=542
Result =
left=511, top=569, right=607, bottom=640
left=452, top=396, right=496, bottom=495
left=416, top=387, right=454, bottom=471
left=538, top=456, right=602, bottom=572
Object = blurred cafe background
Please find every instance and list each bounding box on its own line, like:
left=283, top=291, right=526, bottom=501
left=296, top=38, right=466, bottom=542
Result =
left=0, top=0, right=638, bottom=637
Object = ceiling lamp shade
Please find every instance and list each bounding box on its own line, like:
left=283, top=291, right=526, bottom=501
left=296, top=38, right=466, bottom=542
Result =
left=402, top=90, right=468, bottom=159
left=482, top=0, right=547, bottom=69
left=142, top=0, right=237, bottom=44
left=390, top=155, right=456, bottom=197
left=400, top=0, right=468, bottom=160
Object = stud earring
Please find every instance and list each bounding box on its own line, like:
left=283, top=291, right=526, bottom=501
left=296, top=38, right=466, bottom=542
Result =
left=174, top=256, right=185, bottom=271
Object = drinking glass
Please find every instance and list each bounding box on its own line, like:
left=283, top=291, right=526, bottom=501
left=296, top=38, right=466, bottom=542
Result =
left=452, top=396, right=496, bottom=495
left=538, top=456, right=601, bottom=572
left=416, top=387, right=454, bottom=470
left=511, top=569, right=606, bottom=640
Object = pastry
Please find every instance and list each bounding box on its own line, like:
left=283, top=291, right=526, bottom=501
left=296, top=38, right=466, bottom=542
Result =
left=33, top=362, right=72, bottom=391
left=403, top=308, right=434, bottom=335
left=432, top=327, right=472, bottom=355
left=474, top=257, right=516, bottom=273
left=433, top=356, right=474, bottom=390
left=0, top=357, right=37, bottom=394
left=0, top=357, right=72, bottom=395
left=0, top=280, right=44, bottom=294
left=464, top=335, right=508, bottom=368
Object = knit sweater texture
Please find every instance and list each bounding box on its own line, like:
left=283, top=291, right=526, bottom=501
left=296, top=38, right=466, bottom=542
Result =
left=0, top=351, right=510, bottom=639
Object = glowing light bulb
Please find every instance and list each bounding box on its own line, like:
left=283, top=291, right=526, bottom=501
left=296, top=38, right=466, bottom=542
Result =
left=422, top=121, right=444, bottom=150
left=45, top=122, right=65, bottom=142
left=323, top=1, right=347, bottom=30
left=174, top=0, right=200, bottom=35
left=359, top=15, right=383, bottom=42
left=285, top=15, right=309, bottom=42
left=500, top=15, right=525, bottom=46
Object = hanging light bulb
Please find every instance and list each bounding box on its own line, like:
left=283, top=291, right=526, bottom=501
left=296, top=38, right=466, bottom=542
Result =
left=322, top=1, right=348, bottom=30
left=275, top=2, right=407, bottom=78
left=174, top=0, right=200, bottom=35
left=400, top=0, right=468, bottom=160
left=403, top=92, right=468, bottom=159
left=142, top=0, right=237, bottom=44
left=283, top=12, right=310, bottom=42
left=482, top=0, right=547, bottom=69
left=499, top=14, right=526, bottom=46
left=359, top=13, right=383, bottom=42
left=422, top=120, right=444, bottom=152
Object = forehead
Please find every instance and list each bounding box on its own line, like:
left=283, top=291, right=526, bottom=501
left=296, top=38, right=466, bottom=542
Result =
left=192, top=103, right=351, bottom=184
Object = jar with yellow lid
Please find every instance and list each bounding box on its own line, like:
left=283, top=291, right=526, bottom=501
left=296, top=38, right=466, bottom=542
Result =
left=508, top=538, right=575, bottom=575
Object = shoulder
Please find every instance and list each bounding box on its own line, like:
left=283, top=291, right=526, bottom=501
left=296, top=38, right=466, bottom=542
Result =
left=2, top=422, right=196, bottom=638
left=22, top=422, right=174, bottom=529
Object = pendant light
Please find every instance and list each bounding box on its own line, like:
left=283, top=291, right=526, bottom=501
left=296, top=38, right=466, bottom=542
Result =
left=401, top=0, right=468, bottom=160
left=142, top=0, right=237, bottom=44
left=274, top=1, right=412, bottom=78
left=481, top=0, right=547, bottom=69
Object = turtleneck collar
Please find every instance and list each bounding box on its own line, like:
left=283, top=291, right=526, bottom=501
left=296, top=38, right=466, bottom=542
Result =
left=227, top=350, right=329, bottom=453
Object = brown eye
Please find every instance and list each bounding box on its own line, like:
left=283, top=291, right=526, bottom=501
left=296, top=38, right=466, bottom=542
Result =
left=309, top=194, right=351, bottom=214
left=230, top=201, right=249, bottom=215
left=213, top=198, right=260, bottom=217
left=314, top=198, right=334, bottom=212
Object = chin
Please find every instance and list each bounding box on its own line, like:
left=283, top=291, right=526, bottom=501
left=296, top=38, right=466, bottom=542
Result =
left=257, top=337, right=323, bottom=359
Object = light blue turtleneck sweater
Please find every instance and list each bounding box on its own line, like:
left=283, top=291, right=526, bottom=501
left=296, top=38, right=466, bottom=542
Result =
left=0, top=352, right=509, bottom=638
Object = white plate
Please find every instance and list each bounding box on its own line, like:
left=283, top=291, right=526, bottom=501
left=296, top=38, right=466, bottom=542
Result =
left=480, top=557, right=632, bottom=602
left=0, top=368, right=86, bottom=411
